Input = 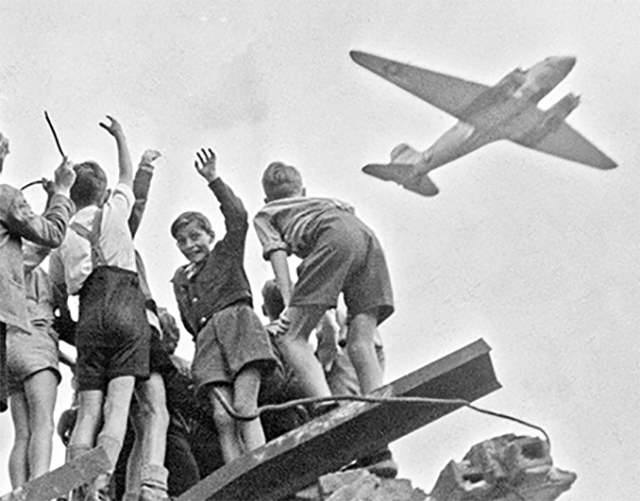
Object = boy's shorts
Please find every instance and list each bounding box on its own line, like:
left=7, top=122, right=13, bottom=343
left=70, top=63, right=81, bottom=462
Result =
left=6, top=321, right=61, bottom=395
left=192, top=302, right=277, bottom=398
left=292, top=209, right=394, bottom=324
left=75, top=266, right=151, bottom=391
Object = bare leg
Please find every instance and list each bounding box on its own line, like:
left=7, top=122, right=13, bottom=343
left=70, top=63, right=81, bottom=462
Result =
left=233, top=365, right=265, bottom=451
left=208, top=385, right=244, bottom=463
left=68, top=389, right=104, bottom=459
left=346, top=311, right=383, bottom=394
left=97, top=375, right=136, bottom=467
left=278, top=305, right=332, bottom=398
left=131, top=373, right=169, bottom=498
left=23, top=368, right=58, bottom=479
left=9, top=391, right=29, bottom=487
left=125, top=403, right=144, bottom=496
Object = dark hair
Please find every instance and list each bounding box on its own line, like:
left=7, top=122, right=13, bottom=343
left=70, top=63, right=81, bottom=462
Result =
left=70, top=161, right=108, bottom=207
left=261, top=279, right=285, bottom=320
left=261, top=161, right=303, bottom=201
left=170, top=211, right=215, bottom=240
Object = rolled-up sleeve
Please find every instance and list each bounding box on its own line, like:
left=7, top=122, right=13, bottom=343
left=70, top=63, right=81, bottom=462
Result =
left=253, top=210, right=289, bottom=260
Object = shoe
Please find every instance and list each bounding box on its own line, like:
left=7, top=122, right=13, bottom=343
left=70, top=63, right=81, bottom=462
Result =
left=357, top=447, right=399, bottom=479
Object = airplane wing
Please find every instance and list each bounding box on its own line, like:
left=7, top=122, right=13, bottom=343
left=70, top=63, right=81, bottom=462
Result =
left=363, top=163, right=440, bottom=196
left=350, top=50, right=489, bottom=120
left=513, top=122, right=617, bottom=169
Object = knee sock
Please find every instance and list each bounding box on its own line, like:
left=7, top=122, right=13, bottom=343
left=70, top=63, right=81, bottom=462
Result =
left=67, top=444, right=92, bottom=462
left=140, top=463, right=169, bottom=492
left=96, top=433, right=122, bottom=470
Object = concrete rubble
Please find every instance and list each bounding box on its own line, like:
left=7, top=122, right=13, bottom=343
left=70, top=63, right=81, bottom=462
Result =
left=293, top=434, right=576, bottom=501
left=429, top=434, right=576, bottom=501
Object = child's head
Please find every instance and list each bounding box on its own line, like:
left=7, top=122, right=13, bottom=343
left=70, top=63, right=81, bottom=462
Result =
left=70, top=161, right=108, bottom=208
left=158, top=307, right=180, bottom=355
left=171, top=211, right=215, bottom=265
left=261, top=279, right=285, bottom=321
left=262, top=161, right=304, bottom=202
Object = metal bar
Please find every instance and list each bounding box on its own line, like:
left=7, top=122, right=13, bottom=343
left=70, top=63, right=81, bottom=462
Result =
left=0, top=446, right=110, bottom=501
left=179, top=338, right=501, bottom=501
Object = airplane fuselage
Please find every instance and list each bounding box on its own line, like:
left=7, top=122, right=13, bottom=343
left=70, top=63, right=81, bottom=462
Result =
left=412, top=56, right=577, bottom=177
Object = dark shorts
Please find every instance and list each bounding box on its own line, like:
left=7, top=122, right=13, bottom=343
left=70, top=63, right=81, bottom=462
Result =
left=75, top=266, right=151, bottom=391
left=292, top=210, right=394, bottom=324
left=192, top=303, right=277, bottom=396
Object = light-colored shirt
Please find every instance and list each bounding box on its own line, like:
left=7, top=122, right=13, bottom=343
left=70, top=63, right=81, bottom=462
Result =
left=51, top=183, right=136, bottom=295
left=253, top=196, right=354, bottom=260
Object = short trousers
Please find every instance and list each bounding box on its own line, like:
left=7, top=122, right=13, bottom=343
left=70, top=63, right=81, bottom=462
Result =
left=6, top=321, right=61, bottom=395
left=75, top=266, right=151, bottom=391
left=191, top=302, right=277, bottom=397
left=292, top=210, right=394, bottom=324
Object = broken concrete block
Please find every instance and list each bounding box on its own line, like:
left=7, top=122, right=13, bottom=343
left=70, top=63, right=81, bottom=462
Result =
left=319, top=469, right=371, bottom=497
left=325, top=474, right=380, bottom=501
left=429, top=434, right=576, bottom=501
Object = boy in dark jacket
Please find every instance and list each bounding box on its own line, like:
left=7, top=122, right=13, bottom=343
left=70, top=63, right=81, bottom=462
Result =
left=171, top=148, right=276, bottom=463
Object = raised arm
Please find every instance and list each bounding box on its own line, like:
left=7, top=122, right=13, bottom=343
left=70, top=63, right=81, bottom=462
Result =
left=194, top=148, right=248, bottom=246
left=129, top=149, right=161, bottom=237
left=2, top=157, right=76, bottom=248
left=99, top=116, right=133, bottom=188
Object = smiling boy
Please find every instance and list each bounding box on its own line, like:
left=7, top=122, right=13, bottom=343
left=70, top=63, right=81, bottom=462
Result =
left=170, top=148, right=276, bottom=463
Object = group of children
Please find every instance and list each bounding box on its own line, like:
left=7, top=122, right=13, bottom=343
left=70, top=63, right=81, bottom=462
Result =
left=0, top=116, right=396, bottom=500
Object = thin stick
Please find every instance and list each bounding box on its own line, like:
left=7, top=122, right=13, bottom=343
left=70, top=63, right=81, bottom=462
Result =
left=44, top=111, right=66, bottom=158
left=21, top=179, right=44, bottom=190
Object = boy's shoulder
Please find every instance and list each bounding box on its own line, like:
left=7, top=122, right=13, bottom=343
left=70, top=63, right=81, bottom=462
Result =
left=0, top=183, right=22, bottom=208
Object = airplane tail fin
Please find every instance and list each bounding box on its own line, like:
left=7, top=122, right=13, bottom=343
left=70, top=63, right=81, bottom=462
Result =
left=390, top=143, right=426, bottom=164
left=362, top=163, right=439, bottom=197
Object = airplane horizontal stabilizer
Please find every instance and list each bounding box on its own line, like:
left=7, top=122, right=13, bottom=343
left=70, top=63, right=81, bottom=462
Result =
left=363, top=163, right=439, bottom=197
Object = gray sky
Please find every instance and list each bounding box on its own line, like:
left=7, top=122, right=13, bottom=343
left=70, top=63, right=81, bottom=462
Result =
left=1, top=1, right=638, bottom=498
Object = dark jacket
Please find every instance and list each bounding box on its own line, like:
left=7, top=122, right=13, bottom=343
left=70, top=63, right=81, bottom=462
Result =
left=172, top=178, right=253, bottom=337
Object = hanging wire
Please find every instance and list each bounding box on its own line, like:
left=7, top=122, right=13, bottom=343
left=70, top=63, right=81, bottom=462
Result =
left=211, top=387, right=551, bottom=446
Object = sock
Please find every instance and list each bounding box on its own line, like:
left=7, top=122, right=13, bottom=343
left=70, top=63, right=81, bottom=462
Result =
left=140, top=463, right=169, bottom=491
left=96, top=433, right=122, bottom=469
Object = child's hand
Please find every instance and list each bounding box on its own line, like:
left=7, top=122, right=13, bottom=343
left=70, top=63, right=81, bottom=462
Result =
left=267, top=311, right=291, bottom=338
left=140, top=149, right=161, bottom=167
left=53, top=157, right=76, bottom=195
left=41, top=177, right=56, bottom=199
left=194, top=148, right=218, bottom=183
left=99, top=115, right=124, bottom=138
left=0, top=133, right=9, bottom=160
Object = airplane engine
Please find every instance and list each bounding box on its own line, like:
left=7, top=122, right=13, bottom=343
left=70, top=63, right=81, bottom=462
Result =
left=516, top=93, right=580, bottom=147
left=494, top=68, right=526, bottom=100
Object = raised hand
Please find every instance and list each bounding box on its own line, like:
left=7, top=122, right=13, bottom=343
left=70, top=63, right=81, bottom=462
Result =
left=99, top=115, right=124, bottom=139
left=140, top=149, right=161, bottom=167
left=0, top=132, right=9, bottom=160
left=41, top=177, right=56, bottom=200
left=53, top=157, right=76, bottom=195
left=194, top=148, right=218, bottom=183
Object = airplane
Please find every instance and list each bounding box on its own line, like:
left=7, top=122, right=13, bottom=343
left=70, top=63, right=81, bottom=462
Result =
left=350, top=51, right=617, bottom=197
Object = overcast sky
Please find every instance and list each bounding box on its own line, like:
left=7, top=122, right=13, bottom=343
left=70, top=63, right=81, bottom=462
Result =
left=1, top=1, right=638, bottom=499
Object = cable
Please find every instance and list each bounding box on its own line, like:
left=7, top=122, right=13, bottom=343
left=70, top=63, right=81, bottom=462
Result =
left=210, top=387, right=551, bottom=446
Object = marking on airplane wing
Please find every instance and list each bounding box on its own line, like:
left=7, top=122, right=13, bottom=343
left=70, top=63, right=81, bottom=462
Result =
left=350, top=51, right=488, bottom=119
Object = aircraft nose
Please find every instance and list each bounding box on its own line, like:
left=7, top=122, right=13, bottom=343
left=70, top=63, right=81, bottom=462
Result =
left=554, top=56, right=577, bottom=74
